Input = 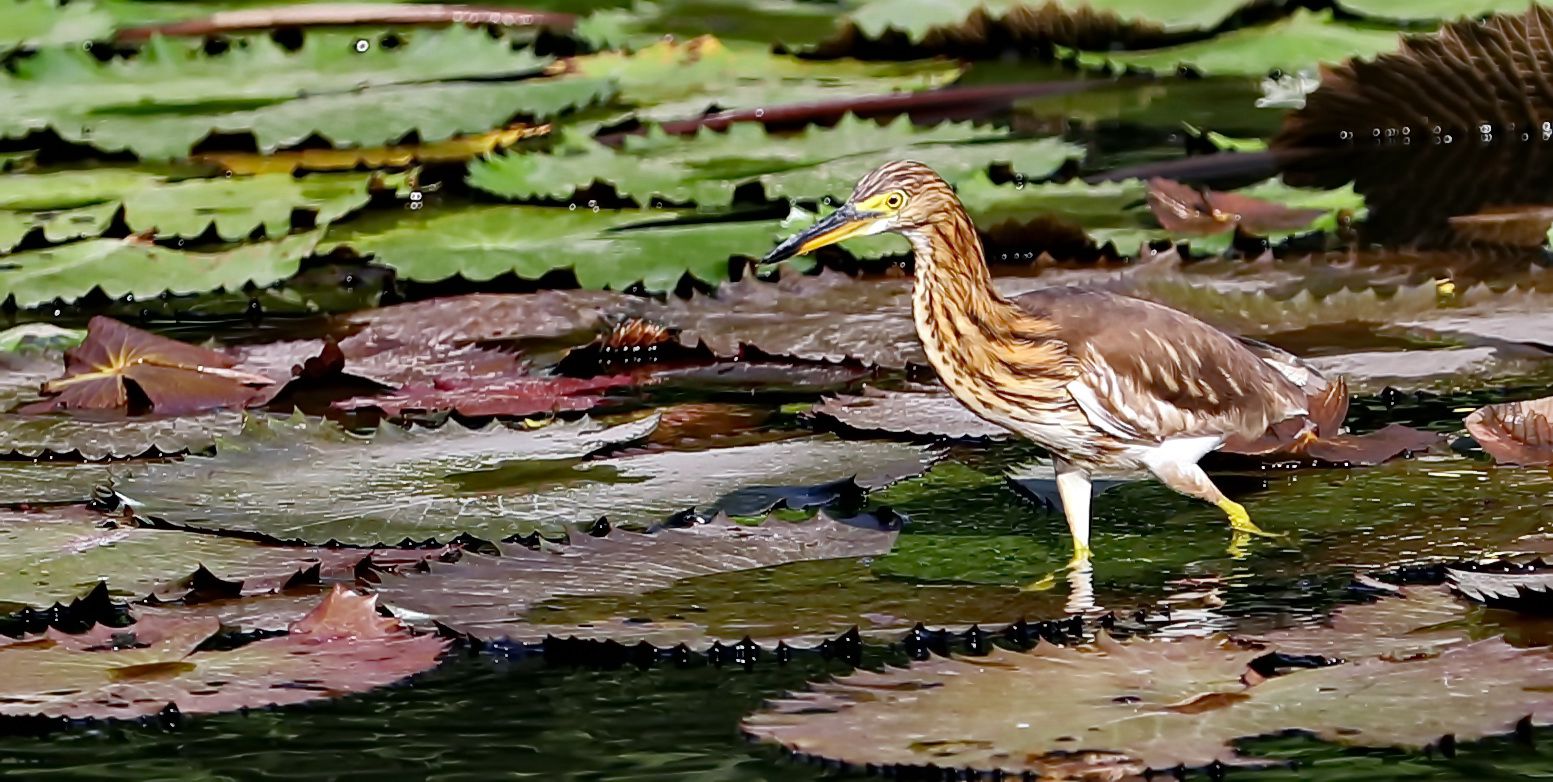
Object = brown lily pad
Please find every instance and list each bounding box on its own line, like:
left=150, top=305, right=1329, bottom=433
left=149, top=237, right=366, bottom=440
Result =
left=1465, top=395, right=1553, bottom=466
left=745, top=629, right=1553, bottom=778
left=1146, top=178, right=1326, bottom=237
left=332, top=374, right=636, bottom=417
left=22, top=317, right=274, bottom=416
left=810, top=387, right=1010, bottom=440
left=1221, top=377, right=1440, bottom=466
left=0, top=585, right=447, bottom=721
left=371, top=512, right=899, bottom=644
left=1244, top=582, right=1474, bottom=661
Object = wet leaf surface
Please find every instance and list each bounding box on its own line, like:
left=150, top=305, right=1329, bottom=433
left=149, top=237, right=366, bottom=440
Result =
left=0, top=505, right=418, bottom=611
left=24, top=317, right=273, bottom=416
left=468, top=117, right=1082, bottom=207
left=0, top=585, right=447, bottom=720
left=1072, top=10, right=1402, bottom=77
left=811, top=387, right=1010, bottom=440
left=746, top=614, right=1553, bottom=778
left=1465, top=395, right=1553, bottom=466
left=372, top=512, right=899, bottom=644
left=108, top=414, right=930, bottom=545
left=332, top=374, right=636, bottom=418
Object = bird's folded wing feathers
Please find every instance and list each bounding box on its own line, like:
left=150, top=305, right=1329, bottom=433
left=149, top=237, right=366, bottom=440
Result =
left=1012, top=287, right=1310, bottom=443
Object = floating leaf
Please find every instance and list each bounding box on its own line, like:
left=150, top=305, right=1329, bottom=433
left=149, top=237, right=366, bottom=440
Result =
left=567, top=35, right=958, bottom=123
left=0, top=505, right=404, bottom=611
left=1450, top=565, right=1553, bottom=607
left=468, top=116, right=1083, bottom=207
left=746, top=630, right=1553, bottom=777
left=1246, top=583, right=1475, bottom=661
left=372, top=512, right=898, bottom=643
left=114, top=4, right=575, bottom=42
left=0, top=585, right=447, bottom=720
left=1221, top=378, right=1441, bottom=467
left=321, top=204, right=793, bottom=291
left=834, top=0, right=1251, bottom=50
left=341, top=288, right=642, bottom=350
left=0, top=410, right=245, bottom=459
left=109, top=414, right=662, bottom=545
left=2, top=0, right=113, bottom=51
left=0, top=28, right=577, bottom=158
left=0, top=169, right=373, bottom=250
left=1072, top=10, right=1401, bottom=77
left=333, top=374, right=636, bottom=417
left=811, top=387, right=1009, bottom=440
left=0, top=231, right=322, bottom=307
left=23, top=317, right=273, bottom=416
left=196, top=124, right=551, bottom=175
left=1465, top=396, right=1553, bottom=466
left=1335, top=0, right=1548, bottom=22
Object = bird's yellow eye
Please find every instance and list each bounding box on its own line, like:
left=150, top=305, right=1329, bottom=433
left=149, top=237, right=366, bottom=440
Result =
left=884, top=192, right=906, bottom=209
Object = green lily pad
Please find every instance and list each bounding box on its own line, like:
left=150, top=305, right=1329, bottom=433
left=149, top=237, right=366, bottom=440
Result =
left=0, top=230, right=323, bottom=308
left=0, top=27, right=565, bottom=158
left=0, top=169, right=373, bottom=250
left=838, top=0, right=1254, bottom=47
left=569, top=35, right=959, bottom=124
left=107, top=413, right=931, bottom=545
left=0, top=505, right=388, bottom=612
left=1334, top=0, right=1550, bottom=23
left=1070, top=11, right=1402, bottom=78
left=372, top=512, right=902, bottom=644
left=468, top=117, right=1084, bottom=207
left=321, top=204, right=794, bottom=291
left=1, top=0, right=114, bottom=52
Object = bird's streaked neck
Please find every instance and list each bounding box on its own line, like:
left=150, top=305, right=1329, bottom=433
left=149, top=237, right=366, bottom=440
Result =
left=901, top=203, right=1014, bottom=327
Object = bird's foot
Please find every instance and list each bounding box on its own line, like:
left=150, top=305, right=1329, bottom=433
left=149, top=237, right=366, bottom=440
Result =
left=1217, top=499, right=1279, bottom=537
left=1019, top=542, right=1092, bottom=592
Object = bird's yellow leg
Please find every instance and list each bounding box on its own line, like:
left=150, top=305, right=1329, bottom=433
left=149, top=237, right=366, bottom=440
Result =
left=1217, top=498, right=1278, bottom=537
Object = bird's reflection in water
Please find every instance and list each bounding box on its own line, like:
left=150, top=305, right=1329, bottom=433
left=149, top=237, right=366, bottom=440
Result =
left=1063, top=559, right=1097, bottom=616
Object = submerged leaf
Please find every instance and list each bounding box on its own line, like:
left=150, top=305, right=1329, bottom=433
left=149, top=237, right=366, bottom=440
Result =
left=0, top=585, right=447, bottom=720
left=373, top=512, right=899, bottom=643
left=25, top=317, right=272, bottom=416
left=1465, top=396, right=1553, bottom=466
left=1147, top=177, right=1327, bottom=237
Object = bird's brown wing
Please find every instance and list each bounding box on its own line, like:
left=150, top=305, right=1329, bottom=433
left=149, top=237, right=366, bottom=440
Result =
left=1011, top=287, right=1310, bottom=444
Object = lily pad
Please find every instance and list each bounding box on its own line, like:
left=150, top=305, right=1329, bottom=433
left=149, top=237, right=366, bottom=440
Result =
left=2, top=0, right=114, bottom=52
left=1465, top=396, right=1553, bottom=466
left=567, top=35, right=958, bottom=124
left=1335, top=0, right=1548, bottom=26
left=0, top=28, right=572, bottom=158
left=811, top=387, right=1010, bottom=440
left=835, top=0, right=1253, bottom=49
left=0, top=231, right=323, bottom=308
left=321, top=204, right=797, bottom=291
left=0, top=169, right=373, bottom=250
left=467, top=117, right=1083, bottom=207
left=372, top=512, right=899, bottom=643
left=1071, top=11, right=1402, bottom=78
left=0, top=585, right=447, bottom=720
left=332, top=374, right=636, bottom=417
left=1247, top=583, right=1476, bottom=661
left=109, top=413, right=930, bottom=545
left=745, top=630, right=1553, bottom=777
left=0, top=505, right=399, bottom=611
left=23, top=317, right=274, bottom=416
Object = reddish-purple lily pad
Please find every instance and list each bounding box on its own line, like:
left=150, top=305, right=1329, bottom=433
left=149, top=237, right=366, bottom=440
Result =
left=23, top=317, right=274, bottom=416
left=0, top=585, right=448, bottom=720
left=333, top=374, right=636, bottom=417
left=1465, top=395, right=1553, bottom=466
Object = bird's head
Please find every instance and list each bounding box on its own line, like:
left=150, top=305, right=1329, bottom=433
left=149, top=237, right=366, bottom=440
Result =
left=761, top=160, right=953, bottom=266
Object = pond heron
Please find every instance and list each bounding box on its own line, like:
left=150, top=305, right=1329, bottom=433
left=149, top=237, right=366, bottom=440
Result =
left=763, top=161, right=1314, bottom=563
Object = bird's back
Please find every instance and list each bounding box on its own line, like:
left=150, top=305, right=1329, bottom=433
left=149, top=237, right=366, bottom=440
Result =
left=1011, top=286, right=1311, bottom=446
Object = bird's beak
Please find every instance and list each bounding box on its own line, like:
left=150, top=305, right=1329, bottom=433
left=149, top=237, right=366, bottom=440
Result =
left=760, top=204, right=874, bottom=269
